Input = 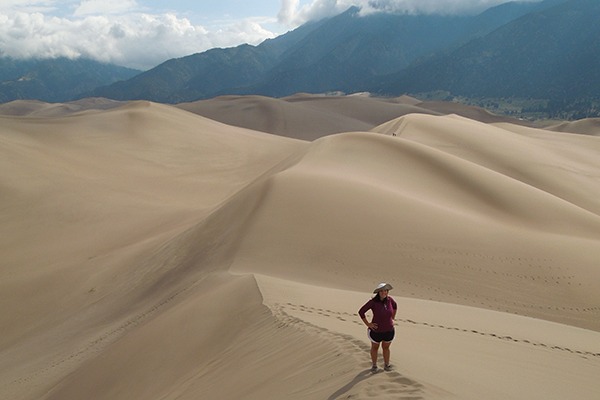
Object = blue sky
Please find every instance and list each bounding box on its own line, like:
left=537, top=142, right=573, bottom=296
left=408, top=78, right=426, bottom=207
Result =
left=0, top=0, right=539, bottom=70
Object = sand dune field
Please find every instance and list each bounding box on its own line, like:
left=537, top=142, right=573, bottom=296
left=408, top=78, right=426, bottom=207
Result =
left=1, top=96, right=599, bottom=399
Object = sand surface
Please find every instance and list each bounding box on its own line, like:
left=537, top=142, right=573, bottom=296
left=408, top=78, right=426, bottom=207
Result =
left=174, top=94, right=538, bottom=140
left=1, top=96, right=599, bottom=399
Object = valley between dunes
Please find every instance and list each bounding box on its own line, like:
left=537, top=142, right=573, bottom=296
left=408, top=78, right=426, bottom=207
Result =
left=1, top=95, right=599, bottom=399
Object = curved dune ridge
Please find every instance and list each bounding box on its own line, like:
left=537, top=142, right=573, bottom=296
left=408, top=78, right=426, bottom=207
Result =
left=1, top=98, right=600, bottom=400
left=546, top=117, right=600, bottom=136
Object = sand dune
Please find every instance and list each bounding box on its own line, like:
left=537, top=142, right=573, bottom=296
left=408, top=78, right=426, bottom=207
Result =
left=230, top=123, right=600, bottom=329
left=175, top=95, right=541, bottom=141
left=1, top=98, right=599, bottom=399
left=175, top=94, right=440, bottom=140
left=412, top=100, right=535, bottom=126
left=4, top=94, right=597, bottom=137
left=545, top=117, right=600, bottom=136
left=0, top=98, right=129, bottom=118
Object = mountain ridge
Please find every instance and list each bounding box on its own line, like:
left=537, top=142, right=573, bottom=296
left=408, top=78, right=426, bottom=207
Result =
left=89, top=1, right=561, bottom=103
left=0, top=57, right=139, bottom=103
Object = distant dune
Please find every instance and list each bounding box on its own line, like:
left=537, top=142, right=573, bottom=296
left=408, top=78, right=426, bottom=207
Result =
left=174, top=94, right=439, bottom=141
left=1, top=96, right=599, bottom=400
left=546, top=118, right=600, bottom=136
left=174, top=94, right=540, bottom=140
left=0, top=98, right=129, bottom=118
left=413, top=100, right=535, bottom=125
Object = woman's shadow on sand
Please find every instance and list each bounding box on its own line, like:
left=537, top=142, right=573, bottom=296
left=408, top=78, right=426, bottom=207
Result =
left=327, top=370, right=373, bottom=400
left=327, top=369, right=423, bottom=400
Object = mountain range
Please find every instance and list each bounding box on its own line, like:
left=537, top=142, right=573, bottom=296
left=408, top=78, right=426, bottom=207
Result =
left=0, top=58, right=139, bottom=103
left=2, top=0, right=598, bottom=119
left=90, top=0, right=565, bottom=103
left=375, top=0, right=600, bottom=101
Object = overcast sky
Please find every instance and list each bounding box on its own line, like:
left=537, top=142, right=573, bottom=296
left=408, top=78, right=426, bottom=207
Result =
left=0, top=0, right=540, bottom=70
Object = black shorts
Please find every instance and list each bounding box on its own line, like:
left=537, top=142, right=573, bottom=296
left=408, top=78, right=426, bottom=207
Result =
left=368, top=328, right=395, bottom=343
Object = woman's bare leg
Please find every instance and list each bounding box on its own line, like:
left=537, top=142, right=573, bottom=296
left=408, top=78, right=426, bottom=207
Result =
left=382, top=341, right=391, bottom=365
left=370, top=342, right=380, bottom=365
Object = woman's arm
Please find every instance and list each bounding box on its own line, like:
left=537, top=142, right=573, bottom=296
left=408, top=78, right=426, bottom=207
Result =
left=361, top=316, right=378, bottom=330
left=358, top=300, right=378, bottom=330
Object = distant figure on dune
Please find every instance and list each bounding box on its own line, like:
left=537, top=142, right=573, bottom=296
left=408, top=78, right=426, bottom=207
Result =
left=359, top=283, right=397, bottom=372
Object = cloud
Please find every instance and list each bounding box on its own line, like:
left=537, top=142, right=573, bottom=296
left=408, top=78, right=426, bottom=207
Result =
left=278, top=0, right=343, bottom=26
left=0, top=8, right=277, bottom=70
left=207, top=18, right=277, bottom=49
left=277, top=0, right=541, bottom=27
left=0, top=0, right=56, bottom=14
left=278, top=0, right=299, bottom=26
left=73, top=0, right=138, bottom=16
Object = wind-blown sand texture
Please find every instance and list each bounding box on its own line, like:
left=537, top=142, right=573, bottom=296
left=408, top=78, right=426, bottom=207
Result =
left=1, top=96, right=599, bottom=400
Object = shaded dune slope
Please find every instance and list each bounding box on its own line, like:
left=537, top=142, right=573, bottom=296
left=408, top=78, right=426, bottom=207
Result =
left=42, top=172, right=365, bottom=400
left=0, top=102, right=315, bottom=399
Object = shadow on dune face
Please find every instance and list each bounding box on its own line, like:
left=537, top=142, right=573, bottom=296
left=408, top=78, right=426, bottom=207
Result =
left=327, top=370, right=372, bottom=400
left=327, top=369, right=425, bottom=400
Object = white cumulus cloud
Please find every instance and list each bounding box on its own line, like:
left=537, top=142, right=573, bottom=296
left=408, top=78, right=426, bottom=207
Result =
left=0, top=1, right=277, bottom=70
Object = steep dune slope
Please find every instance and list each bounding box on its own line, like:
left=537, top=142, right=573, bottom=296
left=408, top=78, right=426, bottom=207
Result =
left=42, top=273, right=364, bottom=400
left=0, top=102, right=310, bottom=399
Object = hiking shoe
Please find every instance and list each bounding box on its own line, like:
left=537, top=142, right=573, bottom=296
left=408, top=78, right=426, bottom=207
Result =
left=370, top=365, right=378, bottom=373
left=384, top=364, right=392, bottom=371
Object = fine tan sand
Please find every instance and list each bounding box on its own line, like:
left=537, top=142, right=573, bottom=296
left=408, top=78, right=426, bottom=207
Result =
left=1, top=97, right=599, bottom=400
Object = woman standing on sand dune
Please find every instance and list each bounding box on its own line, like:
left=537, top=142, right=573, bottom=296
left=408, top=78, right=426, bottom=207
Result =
left=358, top=283, right=397, bottom=372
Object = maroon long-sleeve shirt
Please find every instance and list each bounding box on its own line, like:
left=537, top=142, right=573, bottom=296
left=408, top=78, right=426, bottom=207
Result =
left=358, top=296, right=397, bottom=332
